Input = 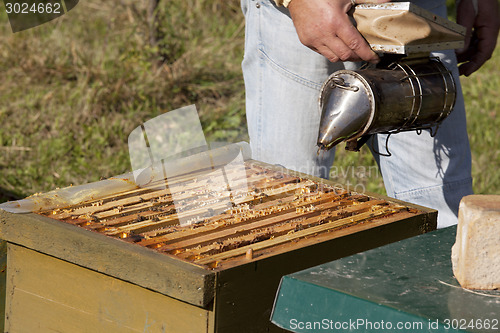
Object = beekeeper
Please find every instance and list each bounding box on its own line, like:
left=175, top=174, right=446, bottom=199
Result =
left=240, top=0, right=500, bottom=228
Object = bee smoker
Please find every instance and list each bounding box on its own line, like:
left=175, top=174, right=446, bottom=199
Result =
left=317, top=2, right=466, bottom=152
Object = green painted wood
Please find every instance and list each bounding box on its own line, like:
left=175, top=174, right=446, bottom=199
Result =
left=272, top=226, right=500, bottom=333
left=0, top=210, right=215, bottom=307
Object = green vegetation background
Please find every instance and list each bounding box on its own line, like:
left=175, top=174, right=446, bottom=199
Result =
left=0, top=0, right=498, bottom=203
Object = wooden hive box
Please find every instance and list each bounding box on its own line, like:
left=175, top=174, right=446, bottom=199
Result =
left=0, top=160, right=436, bottom=332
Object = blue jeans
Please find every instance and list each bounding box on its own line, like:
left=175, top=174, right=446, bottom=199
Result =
left=241, top=0, right=473, bottom=228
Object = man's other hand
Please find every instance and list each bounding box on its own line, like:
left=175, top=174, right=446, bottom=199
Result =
left=456, top=0, right=500, bottom=76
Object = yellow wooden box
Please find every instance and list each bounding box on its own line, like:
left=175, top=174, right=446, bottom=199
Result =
left=0, top=161, right=436, bottom=332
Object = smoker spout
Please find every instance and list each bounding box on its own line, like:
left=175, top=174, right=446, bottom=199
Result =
left=317, top=127, right=350, bottom=151
left=317, top=72, right=372, bottom=150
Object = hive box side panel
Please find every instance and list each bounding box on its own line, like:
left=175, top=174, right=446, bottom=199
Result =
left=4, top=243, right=214, bottom=333
left=0, top=241, right=6, bottom=332
left=214, top=213, right=435, bottom=333
left=0, top=210, right=214, bottom=307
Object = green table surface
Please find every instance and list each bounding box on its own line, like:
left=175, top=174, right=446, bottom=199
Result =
left=271, top=226, right=500, bottom=333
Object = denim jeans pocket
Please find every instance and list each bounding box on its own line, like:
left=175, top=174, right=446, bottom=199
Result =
left=255, top=1, right=338, bottom=90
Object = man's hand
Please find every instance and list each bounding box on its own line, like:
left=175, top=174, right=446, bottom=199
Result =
left=287, top=0, right=391, bottom=63
left=456, top=0, right=500, bottom=76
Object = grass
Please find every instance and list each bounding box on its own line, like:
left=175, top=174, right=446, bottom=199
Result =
left=0, top=0, right=498, bottom=203
left=462, top=55, right=500, bottom=194
left=0, top=0, right=247, bottom=201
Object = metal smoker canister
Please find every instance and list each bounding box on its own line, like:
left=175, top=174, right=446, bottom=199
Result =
left=317, top=57, right=456, bottom=150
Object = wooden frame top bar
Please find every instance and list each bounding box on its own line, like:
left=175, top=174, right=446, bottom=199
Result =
left=0, top=160, right=437, bottom=308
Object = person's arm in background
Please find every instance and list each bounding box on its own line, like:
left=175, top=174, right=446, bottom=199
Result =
left=456, top=0, right=500, bottom=76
